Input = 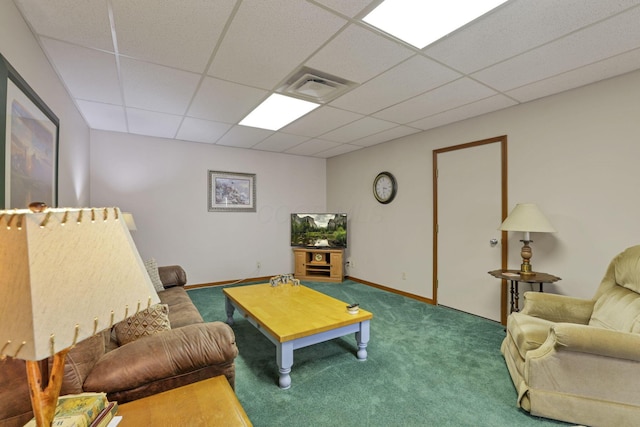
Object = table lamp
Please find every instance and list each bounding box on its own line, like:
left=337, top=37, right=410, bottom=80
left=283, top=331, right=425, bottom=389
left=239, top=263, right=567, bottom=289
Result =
left=0, top=204, right=159, bottom=426
left=122, top=212, right=137, bottom=231
left=499, top=203, right=556, bottom=276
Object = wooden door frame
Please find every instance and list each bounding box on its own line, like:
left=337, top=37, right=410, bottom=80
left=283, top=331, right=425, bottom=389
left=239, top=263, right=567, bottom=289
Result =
left=433, top=135, right=509, bottom=324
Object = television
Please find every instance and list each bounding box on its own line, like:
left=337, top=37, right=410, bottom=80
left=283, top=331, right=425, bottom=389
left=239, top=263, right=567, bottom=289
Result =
left=290, top=213, right=347, bottom=248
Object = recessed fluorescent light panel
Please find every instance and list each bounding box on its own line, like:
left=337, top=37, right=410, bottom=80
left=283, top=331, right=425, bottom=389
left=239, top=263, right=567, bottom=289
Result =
left=239, top=93, right=320, bottom=131
left=363, top=0, right=508, bottom=49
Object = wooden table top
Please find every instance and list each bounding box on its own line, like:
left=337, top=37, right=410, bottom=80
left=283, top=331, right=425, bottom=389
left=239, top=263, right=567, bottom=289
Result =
left=117, top=376, right=251, bottom=427
left=223, top=283, right=373, bottom=343
left=488, top=269, right=561, bottom=283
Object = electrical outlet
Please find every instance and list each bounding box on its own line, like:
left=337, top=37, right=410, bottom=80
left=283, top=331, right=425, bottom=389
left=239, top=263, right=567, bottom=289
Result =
left=257, top=261, right=261, bottom=269
left=402, top=272, right=407, bottom=280
left=350, top=260, right=355, bottom=268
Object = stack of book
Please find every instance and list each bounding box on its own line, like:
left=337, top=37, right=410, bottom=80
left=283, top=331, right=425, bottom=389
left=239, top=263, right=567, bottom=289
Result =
left=25, top=392, right=119, bottom=427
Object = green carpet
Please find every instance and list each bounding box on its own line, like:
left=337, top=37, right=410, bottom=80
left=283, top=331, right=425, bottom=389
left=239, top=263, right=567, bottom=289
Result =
left=189, top=280, right=571, bottom=427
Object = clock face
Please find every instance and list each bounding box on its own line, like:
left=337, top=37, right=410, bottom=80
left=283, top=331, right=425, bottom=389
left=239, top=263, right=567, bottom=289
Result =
left=314, top=253, right=324, bottom=262
left=373, top=172, right=397, bottom=204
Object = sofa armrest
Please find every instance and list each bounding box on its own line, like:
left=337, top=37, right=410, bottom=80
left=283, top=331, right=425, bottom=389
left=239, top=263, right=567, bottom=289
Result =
left=83, top=322, right=237, bottom=393
left=534, top=322, right=640, bottom=362
left=158, top=265, right=187, bottom=289
left=520, top=291, right=594, bottom=324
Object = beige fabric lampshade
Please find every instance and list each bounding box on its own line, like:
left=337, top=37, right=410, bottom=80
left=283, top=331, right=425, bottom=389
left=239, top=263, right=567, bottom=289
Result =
left=0, top=207, right=159, bottom=361
left=499, top=203, right=556, bottom=233
left=122, top=212, right=137, bottom=231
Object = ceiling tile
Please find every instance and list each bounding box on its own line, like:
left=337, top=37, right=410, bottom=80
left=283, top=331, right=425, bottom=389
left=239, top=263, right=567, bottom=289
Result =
left=409, top=94, right=517, bottom=131
left=312, top=0, right=375, bottom=18
left=285, top=139, right=341, bottom=156
left=374, top=78, right=498, bottom=124
left=77, top=100, right=127, bottom=132
left=313, top=143, right=362, bottom=158
left=111, top=0, right=236, bottom=73
left=41, top=37, right=121, bottom=105
left=425, top=0, right=640, bottom=74
left=330, top=55, right=461, bottom=114
left=126, top=108, right=183, bottom=139
left=120, top=58, right=200, bottom=115
left=472, top=6, right=640, bottom=92
left=208, top=0, right=346, bottom=89
left=15, top=0, right=113, bottom=51
left=252, top=133, right=310, bottom=152
left=320, top=116, right=398, bottom=143
left=176, top=117, right=232, bottom=144
left=507, top=48, right=640, bottom=103
left=215, top=125, right=273, bottom=149
left=351, top=125, right=421, bottom=147
left=280, top=106, right=362, bottom=137
left=187, top=76, right=268, bottom=124
left=306, top=24, right=414, bottom=84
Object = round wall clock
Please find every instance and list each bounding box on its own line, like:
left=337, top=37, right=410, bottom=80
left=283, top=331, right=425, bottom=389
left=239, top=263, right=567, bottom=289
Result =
left=373, top=171, right=397, bottom=204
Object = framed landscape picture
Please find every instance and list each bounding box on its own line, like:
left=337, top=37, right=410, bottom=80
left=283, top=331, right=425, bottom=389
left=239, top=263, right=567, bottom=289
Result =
left=208, top=170, right=256, bottom=212
left=0, top=54, right=59, bottom=210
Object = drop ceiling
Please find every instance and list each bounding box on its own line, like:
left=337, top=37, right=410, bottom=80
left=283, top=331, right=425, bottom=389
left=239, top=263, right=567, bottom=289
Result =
left=13, top=0, right=640, bottom=158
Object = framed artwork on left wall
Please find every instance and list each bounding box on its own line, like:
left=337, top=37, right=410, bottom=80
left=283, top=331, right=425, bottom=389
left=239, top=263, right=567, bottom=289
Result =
left=0, top=54, right=59, bottom=209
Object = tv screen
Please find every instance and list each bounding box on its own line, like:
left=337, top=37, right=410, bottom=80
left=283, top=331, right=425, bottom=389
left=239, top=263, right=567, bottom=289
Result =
left=291, top=213, right=347, bottom=248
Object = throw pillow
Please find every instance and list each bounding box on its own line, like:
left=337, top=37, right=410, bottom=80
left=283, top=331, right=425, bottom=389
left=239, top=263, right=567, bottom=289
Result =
left=144, top=258, right=165, bottom=293
left=114, top=304, right=171, bottom=345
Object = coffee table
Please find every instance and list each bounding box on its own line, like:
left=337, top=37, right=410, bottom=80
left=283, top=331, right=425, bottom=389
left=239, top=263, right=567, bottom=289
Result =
left=223, top=283, right=373, bottom=389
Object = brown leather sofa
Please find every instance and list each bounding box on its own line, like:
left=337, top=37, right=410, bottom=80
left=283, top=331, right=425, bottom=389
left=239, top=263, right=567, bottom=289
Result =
left=0, top=265, right=238, bottom=427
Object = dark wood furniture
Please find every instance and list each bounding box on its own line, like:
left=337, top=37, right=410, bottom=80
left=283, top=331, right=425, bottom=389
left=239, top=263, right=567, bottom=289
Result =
left=489, top=269, right=561, bottom=313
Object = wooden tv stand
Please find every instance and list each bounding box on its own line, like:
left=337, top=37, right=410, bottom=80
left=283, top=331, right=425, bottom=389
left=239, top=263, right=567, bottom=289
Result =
left=293, top=247, right=344, bottom=283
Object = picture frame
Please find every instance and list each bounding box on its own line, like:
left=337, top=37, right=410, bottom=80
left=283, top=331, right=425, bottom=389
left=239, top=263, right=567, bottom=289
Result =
left=208, top=170, right=256, bottom=212
left=0, top=54, right=60, bottom=210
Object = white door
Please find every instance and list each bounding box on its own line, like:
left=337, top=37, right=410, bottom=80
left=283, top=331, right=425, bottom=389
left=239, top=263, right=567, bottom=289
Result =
left=435, top=139, right=505, bottom=322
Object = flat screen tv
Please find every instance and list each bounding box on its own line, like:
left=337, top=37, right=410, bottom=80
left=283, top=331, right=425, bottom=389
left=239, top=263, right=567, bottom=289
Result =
left=290, top=213, right=347, bottom=248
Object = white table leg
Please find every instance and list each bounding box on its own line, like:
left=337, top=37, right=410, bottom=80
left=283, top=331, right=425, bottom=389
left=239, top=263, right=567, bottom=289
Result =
left=276, top=341, right=294, bottom=389
left=356, top=320, right=370, bottom=360
left=224, top=297, right=235, bottom=325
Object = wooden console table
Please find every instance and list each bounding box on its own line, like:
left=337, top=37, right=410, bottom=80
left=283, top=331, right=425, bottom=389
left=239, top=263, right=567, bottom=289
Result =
left=117, top=376, right=252, bottom=426
left=488, top=270, right=561, bottom=313
left=293, top=247, right=344, bottom=282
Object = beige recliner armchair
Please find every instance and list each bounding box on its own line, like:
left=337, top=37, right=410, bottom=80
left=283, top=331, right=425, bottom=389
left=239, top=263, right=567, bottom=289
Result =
left=501, top=245, right=640, bottom=427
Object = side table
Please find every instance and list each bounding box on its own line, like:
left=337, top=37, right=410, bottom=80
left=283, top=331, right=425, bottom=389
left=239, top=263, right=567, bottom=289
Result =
left=117, top=375, right=252, bottom=426
left=488, top=270, right=561, bottom=313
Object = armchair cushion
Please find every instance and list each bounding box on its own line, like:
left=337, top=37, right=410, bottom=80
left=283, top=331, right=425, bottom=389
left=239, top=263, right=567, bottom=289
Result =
left=520, top=292, right=593, bottom=324
left=507, top=312, right=553, bottom=359
left=588, top=285, right=640, bottom=332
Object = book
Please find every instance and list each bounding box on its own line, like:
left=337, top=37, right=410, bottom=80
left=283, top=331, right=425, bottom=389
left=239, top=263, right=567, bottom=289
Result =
left=24, top=392, right=108, bottom=427
left=89, top=401, right=118, bottom=427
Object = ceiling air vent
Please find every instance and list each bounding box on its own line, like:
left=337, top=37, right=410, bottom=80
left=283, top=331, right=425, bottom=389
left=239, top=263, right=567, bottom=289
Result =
left=281, top=69, right=355, bottom=103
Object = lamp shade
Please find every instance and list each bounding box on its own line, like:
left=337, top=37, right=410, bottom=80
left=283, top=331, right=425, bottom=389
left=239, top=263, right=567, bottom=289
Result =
left=499, top=203, right=556, bottom=233
left=122, top=212, right=137, bottom=231
left=0, top=207, right=159, bottom=361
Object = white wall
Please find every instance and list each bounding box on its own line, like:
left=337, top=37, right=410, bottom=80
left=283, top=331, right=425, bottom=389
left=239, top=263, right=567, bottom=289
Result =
left=0, top=1, right=90, bottom=207
left=90, top=130, right=326, bottom=285
left=328, top=70, right=640, bottom=301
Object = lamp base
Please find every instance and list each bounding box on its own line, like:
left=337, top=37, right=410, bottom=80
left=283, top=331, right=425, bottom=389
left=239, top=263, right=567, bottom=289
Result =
left=26, top=348, right=70, bottom=427
left=519, top=265, right=536, bottom=276
left=519, top=240, right=536, bottom=277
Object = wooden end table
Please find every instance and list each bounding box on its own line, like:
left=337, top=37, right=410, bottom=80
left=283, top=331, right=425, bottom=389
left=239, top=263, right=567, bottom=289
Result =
left=117, top=376, right=252, bottom=426
left=488, top=269, right=561, bottom=313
